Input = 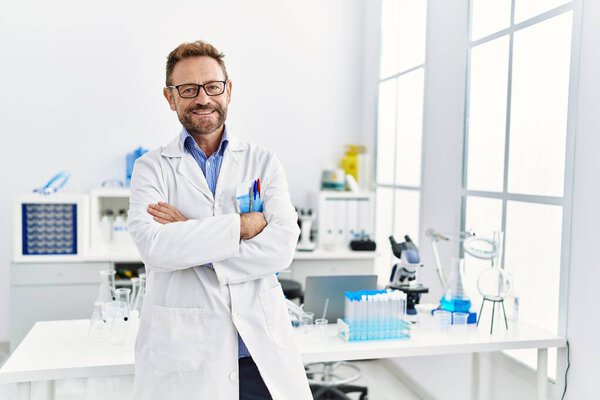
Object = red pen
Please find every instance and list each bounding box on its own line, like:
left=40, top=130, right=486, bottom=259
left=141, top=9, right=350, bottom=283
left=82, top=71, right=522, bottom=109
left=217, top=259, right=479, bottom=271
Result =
left=257, top=178, right=261, bottom=198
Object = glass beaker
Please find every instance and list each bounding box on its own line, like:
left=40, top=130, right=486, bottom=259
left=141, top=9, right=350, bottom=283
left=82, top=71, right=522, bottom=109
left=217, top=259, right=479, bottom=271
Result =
left=96, top=270, right=116, bottom=304
left=129, top=277, right=140, bottom=308
left=440, top=258, right=472, bottom=313
left=109, top=288, right=131, bottom=345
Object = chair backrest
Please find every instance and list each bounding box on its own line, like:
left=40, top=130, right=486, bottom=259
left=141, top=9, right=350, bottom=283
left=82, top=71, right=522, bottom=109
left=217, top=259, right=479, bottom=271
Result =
left=303, top=275, right=378, bottom=323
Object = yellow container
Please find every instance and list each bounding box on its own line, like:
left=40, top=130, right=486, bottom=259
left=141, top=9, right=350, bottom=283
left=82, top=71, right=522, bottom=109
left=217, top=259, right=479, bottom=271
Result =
left=340, top=145, right=365, bottom=182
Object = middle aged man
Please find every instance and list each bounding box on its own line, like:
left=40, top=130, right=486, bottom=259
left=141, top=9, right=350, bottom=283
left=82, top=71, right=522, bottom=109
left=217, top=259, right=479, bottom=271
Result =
left=128, top=40, right=312, bottom=400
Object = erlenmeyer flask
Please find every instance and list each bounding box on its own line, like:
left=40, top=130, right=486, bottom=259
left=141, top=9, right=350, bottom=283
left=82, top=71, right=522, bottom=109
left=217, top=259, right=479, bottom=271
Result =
left=440, top=258, right=472, bottom=313
left=96, top=270, right=116, bottom=304
left=109, top=288, right=131, bottom=345
left=88, top=301, right=108, bottom=342
left=129, top=277, right=140, bottom=309
left=131, top=273, right=146, bottom=318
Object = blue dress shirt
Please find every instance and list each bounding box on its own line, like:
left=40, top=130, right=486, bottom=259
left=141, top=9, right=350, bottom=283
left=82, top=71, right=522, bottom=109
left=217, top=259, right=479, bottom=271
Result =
left=181, top=126, right=251, bottom=359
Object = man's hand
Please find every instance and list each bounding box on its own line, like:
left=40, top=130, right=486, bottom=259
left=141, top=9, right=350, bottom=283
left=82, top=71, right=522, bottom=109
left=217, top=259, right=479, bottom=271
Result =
left=147, top=202, right=188, bottom=224
left=240, top=212, right=267, bottom=240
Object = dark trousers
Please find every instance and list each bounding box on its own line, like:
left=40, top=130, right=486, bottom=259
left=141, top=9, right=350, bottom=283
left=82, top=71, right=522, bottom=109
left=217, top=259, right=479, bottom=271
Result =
left=239, top=357, right=273, bottom=400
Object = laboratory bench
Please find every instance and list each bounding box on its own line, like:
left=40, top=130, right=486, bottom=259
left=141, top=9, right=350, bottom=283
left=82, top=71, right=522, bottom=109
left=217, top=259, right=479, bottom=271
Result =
left=9, top=249, right=376, bottom=351
left=0, top=319, right=565, bottom=400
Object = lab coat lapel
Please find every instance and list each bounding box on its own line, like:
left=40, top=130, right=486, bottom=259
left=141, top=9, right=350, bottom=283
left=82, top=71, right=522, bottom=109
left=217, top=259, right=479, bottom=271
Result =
left=178, top=153, right=214, bottom=202
left=214, top=136, right=242, bottom=201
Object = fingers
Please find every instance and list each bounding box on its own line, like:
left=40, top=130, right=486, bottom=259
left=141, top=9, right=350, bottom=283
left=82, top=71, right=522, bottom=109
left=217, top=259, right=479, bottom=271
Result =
left=147, top=202, right=187, bottom=223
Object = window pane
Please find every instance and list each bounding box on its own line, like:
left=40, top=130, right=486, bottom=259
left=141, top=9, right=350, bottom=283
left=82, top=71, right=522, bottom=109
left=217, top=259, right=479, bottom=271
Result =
left=470, top=0, right=511, bottom=41
left=377, top=79, right=397, bottom=184
left=375, top=187, right=395, bottom=287
left=395, top=69, right=424, bottom=187
left=515, top=0, right=570, bottom=24
left=397, top=0, right=427, bottom=72
left=463, top=196, right=503, bottom=306
left=508, top=12, right=573, bottom=197
left=467, top=37, right=509, bottom=192
left=380, top=0, right=400, bottom=78
left=504, top=201, right=563, bottom=377
left=393, top=189, right=420, bottom=242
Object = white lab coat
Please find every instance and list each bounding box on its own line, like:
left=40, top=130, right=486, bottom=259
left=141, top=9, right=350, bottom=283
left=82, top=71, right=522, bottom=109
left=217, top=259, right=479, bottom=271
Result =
left=128, top=132, right=312, bottom=400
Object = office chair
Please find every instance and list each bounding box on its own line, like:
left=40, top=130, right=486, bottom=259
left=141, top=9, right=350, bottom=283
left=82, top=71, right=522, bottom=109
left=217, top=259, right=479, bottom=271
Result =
left=302, top=275, right=377, bottom=400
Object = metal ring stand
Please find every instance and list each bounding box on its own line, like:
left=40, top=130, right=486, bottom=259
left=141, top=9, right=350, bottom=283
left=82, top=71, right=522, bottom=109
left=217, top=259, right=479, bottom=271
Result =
left=477, top=296, right=508, bottom=334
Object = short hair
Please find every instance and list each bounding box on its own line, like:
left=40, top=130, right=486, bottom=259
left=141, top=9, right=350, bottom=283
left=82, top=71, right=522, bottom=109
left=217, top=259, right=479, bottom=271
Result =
left=165, top=40, right=229, bottom=86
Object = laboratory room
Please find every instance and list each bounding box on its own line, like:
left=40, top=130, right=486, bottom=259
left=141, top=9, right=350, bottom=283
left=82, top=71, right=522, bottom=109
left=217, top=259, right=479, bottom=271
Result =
left=1, top=0, right=599, bottom=399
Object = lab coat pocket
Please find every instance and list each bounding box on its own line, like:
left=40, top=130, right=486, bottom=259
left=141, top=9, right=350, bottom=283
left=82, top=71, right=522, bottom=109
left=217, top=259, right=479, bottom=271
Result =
left=148, top=305, right=205, bottom=372
left=258, top=283, right=289, bottom=348
left=235, top=180, right=263, bottom=213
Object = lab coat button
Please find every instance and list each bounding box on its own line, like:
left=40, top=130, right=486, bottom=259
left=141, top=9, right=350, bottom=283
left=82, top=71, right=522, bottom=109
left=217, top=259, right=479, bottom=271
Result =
left=229, top=372, right=237, bottom=380
left=232, top=312, right=239, bottom=321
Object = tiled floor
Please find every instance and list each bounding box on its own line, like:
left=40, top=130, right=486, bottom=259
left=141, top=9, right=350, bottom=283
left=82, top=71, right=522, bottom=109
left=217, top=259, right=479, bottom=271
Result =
left=0, top=359, right=421, bottom=399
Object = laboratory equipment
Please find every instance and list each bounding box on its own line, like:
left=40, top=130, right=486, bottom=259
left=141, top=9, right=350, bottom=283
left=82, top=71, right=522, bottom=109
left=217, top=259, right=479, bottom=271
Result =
left=387, top=235, right=429, bottom=316
left=314, top=318, right=328, bottom=331
left=88, top=302, right=108, bottom=342
left=95, top=270, right=116, bottom=304
left=439, top=258, right=472, bottom=313
left=303, top=275, right=377, bottom=322
left=126, top=147, right=148, bottom=186
left=108, top=288, right=131, bottom=345
left=339, top=289, right=410, bottom=342
left=296, top=208, right=317, bottom=251
left=433, top=309, right=452, bottom=331
left=129, top=277, right=140, bottom=308
left=32, top=171, right=70, bottom=195
left=14, top=193, right=89, bottom=259
left=130, top=273, right=146, bottom=318
left=453, top=312, right=469, bottom=325
left=473, top=231, right=511, bottom=334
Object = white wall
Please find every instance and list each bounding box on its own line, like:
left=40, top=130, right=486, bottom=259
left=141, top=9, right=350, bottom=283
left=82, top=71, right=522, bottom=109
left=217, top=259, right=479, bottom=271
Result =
left=0, top=0, right=367, bottom=342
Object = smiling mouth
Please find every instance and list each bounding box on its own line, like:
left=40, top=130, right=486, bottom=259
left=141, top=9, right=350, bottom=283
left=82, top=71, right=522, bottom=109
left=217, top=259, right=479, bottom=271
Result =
left=191, top=110, right=215, bottom=116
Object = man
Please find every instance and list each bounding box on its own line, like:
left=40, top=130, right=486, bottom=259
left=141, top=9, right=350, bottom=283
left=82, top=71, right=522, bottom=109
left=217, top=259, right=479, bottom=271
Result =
left=128, top=40, right=312, bottom=400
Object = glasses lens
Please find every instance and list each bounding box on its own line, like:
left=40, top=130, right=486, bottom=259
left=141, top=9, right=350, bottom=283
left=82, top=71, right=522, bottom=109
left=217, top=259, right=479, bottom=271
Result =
left=204, top=81, right=225, bottom=96
left=177, top=84, right=200, bottom=98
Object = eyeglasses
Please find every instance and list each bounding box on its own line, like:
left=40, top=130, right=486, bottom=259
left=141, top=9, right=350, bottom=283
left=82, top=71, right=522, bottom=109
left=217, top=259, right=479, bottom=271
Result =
left=167, top=80, right=228, bottom=98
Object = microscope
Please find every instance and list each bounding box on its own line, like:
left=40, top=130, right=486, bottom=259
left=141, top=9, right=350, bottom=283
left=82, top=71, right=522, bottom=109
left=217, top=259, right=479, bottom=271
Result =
left=387, top=235, right=429, bottom=315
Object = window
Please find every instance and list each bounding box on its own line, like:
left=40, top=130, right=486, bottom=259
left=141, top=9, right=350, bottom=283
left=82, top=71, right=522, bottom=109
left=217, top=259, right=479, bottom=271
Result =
left=464, top=0, right=576, bottom=378
left=375, top=0, right=428, bottom=283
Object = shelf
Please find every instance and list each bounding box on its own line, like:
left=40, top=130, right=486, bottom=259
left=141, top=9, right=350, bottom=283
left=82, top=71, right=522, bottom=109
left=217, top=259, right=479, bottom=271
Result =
left=293, top=248, right=377, bottom=260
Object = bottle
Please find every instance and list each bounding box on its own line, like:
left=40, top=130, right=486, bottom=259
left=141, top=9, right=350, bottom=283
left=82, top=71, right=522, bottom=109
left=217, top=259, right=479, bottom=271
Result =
left=340, top=145, right=365, bottom=183
left=440, top=258, right=472, bottom=313
left=99, top=209, right=114, bottom=244
left=112, top=209, right=128, bottom=245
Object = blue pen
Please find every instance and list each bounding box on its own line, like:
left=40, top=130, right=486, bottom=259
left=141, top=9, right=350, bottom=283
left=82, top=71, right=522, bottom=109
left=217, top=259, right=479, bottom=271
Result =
left=253, top=180, right=258, bottom=200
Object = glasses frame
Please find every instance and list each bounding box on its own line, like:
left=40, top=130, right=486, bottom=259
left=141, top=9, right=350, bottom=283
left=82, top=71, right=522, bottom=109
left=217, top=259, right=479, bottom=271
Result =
left=167, top=80, right=229, bottom=98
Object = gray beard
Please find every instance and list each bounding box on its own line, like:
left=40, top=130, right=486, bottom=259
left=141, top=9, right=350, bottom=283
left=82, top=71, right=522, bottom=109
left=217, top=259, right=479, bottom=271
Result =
left=179, top=107, right=227, bottom=136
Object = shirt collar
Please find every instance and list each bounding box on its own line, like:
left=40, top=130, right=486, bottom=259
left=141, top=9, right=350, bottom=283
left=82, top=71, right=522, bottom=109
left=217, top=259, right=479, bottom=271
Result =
left=181, top=125, right=229, bottom=157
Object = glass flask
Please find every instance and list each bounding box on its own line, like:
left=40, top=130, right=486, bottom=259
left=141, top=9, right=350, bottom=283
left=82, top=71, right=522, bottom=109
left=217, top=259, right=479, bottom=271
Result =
left=440, top=258, right=472, bottom=313
left=88, top=301, right=109, bottom=342
left=131, top=273, right=146, bottom=318
left=129, top=277, right=140, bottom=309
left=96, top=270, right=116, bottom=304
left=109, top=288, right=131, bottom=345
left=477, top=265, right=512, bottom=300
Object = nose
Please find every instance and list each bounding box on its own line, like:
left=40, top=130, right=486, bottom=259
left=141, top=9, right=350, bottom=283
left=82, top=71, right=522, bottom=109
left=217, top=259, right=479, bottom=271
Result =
left=193, top=87, right=211, bottom=105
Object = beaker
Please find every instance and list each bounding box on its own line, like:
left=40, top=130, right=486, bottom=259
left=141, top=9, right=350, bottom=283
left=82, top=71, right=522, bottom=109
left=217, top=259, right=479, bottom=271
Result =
left=129, top=277, right=140, bottom=308
left=96, top=270, right=116, bottom=304
left=109, top=288, right=131, bottom=345
left=440, top=258, right=472, bottom=313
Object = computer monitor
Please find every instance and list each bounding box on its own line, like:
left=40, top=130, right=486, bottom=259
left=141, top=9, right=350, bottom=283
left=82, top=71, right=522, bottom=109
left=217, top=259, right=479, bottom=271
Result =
left=303, top=275, right=378, bottom=323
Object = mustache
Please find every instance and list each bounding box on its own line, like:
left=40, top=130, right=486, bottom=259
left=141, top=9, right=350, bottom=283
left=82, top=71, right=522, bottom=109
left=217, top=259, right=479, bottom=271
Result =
left=187, top=104, right=220, bottom=113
